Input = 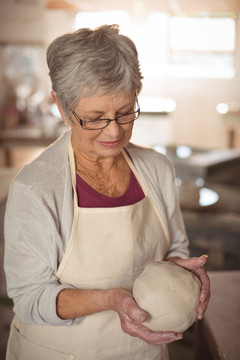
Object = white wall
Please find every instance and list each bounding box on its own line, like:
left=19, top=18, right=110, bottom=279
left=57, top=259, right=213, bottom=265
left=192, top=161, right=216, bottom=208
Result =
left=0, top=0, right=45, bottom=44
left=137, top=73, right=240, bottom=149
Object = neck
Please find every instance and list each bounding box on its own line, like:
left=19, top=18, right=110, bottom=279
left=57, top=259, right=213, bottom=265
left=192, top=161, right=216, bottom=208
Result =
left=71, top=134, right=125, bottom=173
left=70, top=135, right=130, bottom=197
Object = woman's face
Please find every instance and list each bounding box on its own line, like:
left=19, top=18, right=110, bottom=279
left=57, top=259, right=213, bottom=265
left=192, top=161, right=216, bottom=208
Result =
left=70, top=90, right=136, bottom=161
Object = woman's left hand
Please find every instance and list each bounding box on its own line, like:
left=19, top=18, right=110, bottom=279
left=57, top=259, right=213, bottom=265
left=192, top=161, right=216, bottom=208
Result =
left=168, top=255, right=210, bottom=320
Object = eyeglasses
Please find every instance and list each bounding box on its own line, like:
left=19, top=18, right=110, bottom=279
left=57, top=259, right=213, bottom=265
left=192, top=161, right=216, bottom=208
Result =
left=71, top=98, right=140, bottom=130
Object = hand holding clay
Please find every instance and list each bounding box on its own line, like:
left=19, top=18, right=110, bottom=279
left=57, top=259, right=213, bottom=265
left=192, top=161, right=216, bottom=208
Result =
left=168, top=255, right=210, bottom=320
left=133, top=260, right=202, bottom=333
left=111, top=288, right=183, bottom=345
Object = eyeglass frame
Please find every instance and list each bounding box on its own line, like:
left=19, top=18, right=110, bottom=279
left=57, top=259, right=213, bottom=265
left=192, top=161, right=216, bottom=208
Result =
left=71, top=97, right=140, bottom=130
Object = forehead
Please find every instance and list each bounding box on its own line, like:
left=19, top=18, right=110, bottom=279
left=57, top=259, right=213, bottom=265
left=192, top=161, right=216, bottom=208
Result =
left=75, top=90, right=135, bottom=113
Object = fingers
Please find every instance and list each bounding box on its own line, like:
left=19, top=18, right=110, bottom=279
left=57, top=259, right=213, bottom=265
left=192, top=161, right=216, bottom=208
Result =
left=112, top=288, right=148, bottom=330
left=117, top=291, right=148, bottom=324
left=196, top=287, right=211, bottom=320
left=169, top=256, right=211, bottom=320
left=135, top=327, right=183, bottom=346
left=193, top=267, right=210, bottom=301
left=191, top=265, right=211, bottom=319
left=121, top=314, right=183, bottom=345
left=170, top=255, right=208, bottom=271
left=115, top=288, right=183, bottom=345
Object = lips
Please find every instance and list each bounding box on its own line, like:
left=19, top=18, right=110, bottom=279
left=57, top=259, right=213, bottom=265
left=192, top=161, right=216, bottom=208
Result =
left=99, top=139, right=121, bottom=148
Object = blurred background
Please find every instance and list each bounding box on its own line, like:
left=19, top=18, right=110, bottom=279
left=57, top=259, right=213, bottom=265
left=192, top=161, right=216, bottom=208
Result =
left=0, top=1, right=240, bottom=359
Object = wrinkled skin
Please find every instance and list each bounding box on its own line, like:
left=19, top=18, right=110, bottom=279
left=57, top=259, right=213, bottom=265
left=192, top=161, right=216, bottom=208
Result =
left=112, top=255, right=210, bottom=345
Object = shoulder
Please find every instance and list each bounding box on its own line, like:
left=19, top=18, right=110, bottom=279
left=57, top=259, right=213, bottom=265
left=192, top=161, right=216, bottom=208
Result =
left=5, top=129, right=73, bottom=254
left=12, top=130, right=71, bottom=192
left=126, top=142, right=175, bottom=174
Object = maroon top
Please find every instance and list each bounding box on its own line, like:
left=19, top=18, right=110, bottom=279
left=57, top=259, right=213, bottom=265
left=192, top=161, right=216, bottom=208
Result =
left=76, top=170, right=145, bottom=208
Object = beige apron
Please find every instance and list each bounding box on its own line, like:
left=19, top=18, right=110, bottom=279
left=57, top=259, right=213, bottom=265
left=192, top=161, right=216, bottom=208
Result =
left=6, top=141, right=170, bottom=360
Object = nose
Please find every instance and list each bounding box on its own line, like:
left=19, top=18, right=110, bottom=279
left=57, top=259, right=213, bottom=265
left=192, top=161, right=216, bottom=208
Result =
left=103, top=118, right=122, bottom=138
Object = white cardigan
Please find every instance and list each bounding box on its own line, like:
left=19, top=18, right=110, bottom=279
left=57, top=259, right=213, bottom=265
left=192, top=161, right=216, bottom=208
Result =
left=4, top=130, right=189, bottom=326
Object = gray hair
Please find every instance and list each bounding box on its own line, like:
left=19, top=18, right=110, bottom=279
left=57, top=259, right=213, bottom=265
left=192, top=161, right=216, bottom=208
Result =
left=46, top=24, right=143, bottom=121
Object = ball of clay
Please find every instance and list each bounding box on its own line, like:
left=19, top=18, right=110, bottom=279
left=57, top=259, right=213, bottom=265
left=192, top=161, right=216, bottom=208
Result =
left=133, top=261, right=201, bottom=333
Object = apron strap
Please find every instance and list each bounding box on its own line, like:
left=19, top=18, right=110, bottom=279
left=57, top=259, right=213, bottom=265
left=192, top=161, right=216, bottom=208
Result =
left=122, top=148, right=170, bottom=244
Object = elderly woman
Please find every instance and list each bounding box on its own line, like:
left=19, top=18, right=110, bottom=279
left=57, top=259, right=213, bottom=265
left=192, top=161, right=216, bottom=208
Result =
left=4, top=25, right=210, bottom=360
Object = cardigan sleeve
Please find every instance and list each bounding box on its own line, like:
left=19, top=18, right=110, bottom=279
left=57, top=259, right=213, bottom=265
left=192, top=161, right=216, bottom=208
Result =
left=4, top=179, right=75, bottom=326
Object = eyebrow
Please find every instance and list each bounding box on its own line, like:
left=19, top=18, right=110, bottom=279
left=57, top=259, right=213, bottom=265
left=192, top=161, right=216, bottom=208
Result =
left=83, top=100, right=134, bottom=116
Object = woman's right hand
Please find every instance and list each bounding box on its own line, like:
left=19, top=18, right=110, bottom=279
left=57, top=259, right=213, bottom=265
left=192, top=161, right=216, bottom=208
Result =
left=108, top=288, right=183, bottom=345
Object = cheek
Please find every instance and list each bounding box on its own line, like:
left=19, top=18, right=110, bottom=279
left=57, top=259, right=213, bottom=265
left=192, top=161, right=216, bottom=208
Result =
left=124, top=124, right=134, bottom=140
left=73, top=121, right=98, bottom=141
left=71, top=124, right=97, bottom=150
left=81, top=133, right=100, bottom=149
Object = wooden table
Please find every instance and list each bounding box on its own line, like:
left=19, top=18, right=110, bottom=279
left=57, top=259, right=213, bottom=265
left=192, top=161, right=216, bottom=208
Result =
left=195, top=271, right=240, bottom=360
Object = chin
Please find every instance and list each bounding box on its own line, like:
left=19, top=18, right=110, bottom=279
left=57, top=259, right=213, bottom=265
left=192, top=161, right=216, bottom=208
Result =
left=95, top=144, right=125, bottom=159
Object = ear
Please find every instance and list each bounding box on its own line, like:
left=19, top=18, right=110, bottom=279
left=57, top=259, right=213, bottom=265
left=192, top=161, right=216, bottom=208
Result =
left=51, top=91, right=67, bottom=122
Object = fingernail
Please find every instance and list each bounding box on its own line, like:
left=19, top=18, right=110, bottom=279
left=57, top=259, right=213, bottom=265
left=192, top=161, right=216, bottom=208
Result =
left=201, top=254, right=208, bottom=258
left=176, top=334, right=183, bottom=340
left=137, top=312, right=147, bottom=323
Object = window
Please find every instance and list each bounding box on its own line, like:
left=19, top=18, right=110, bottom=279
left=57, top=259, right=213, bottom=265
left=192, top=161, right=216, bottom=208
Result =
left=169, top=13, right=237, bottom=78
left=75, top=11, right=237, bottom=79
